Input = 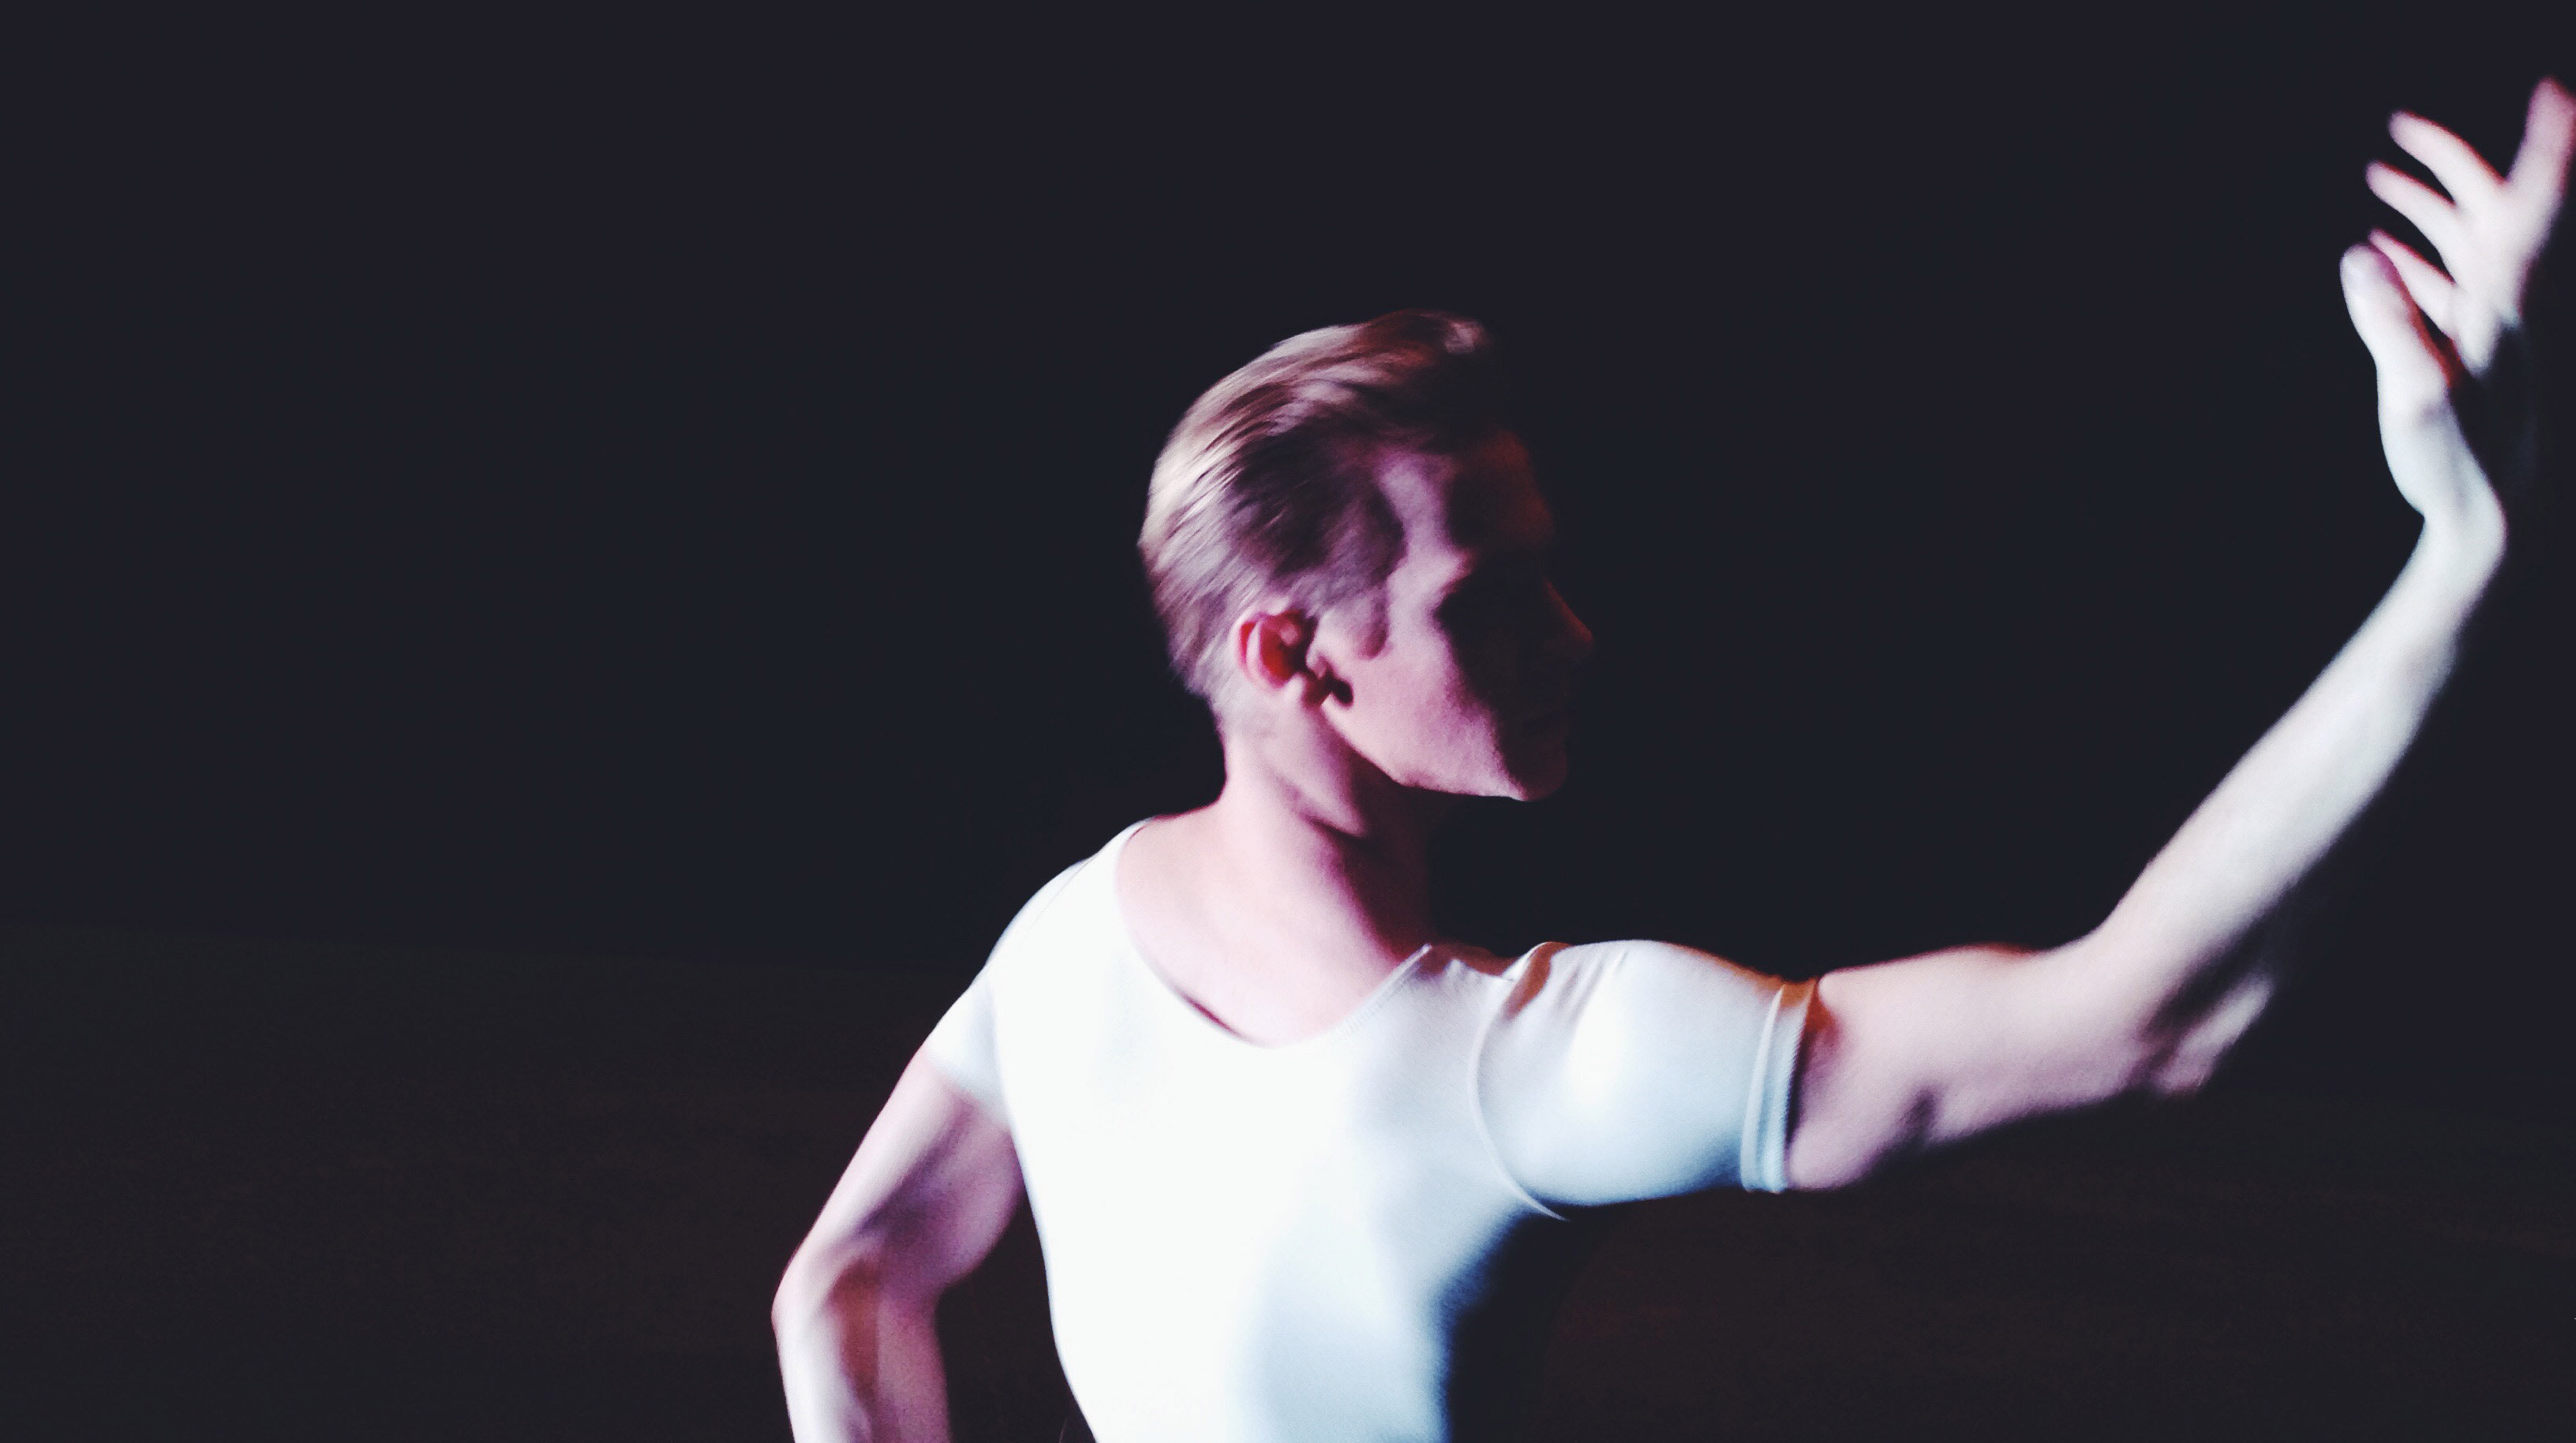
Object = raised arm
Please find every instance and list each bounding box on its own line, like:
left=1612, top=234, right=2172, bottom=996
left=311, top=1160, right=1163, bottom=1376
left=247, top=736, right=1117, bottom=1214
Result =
left=1786, top=79, right=2576, bottom=1190
left=774, top=1051, right=1024, bottom=1442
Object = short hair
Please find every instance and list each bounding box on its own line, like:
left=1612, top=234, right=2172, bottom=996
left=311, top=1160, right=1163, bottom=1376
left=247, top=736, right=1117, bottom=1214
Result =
left=1140, top=309, right=1505, bottom=707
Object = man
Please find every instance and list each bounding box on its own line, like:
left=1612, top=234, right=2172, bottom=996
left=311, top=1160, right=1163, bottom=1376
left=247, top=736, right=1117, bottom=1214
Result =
left=774, top=82, right=2574, bottom=1441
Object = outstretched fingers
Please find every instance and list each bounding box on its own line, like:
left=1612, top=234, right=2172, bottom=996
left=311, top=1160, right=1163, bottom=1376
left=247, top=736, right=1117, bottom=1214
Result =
left=2368, top=229, right=2459, bottom=341
left=2366, top=161, right=2471, bottom=276
left=2348, top=82, right=2570, bottom=527
left=2507, top=76, right=2576, bottom=200
left=2391, top=111, right=2501, bottom=215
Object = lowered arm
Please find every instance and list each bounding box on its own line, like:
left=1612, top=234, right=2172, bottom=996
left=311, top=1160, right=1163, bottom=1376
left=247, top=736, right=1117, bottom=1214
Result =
left=774, top=1052, right=1024, bottom=1442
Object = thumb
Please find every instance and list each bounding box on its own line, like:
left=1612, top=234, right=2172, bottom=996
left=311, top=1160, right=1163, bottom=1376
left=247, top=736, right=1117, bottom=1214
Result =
left=2341, top=244, right=2453, bottom=413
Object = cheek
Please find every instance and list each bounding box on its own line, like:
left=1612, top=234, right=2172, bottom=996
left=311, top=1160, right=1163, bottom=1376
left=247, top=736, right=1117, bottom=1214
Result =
left=1364, top=650, right=1499, bottom=760
left=1396, top=653, right=1488, bottom=735
left=1452, top=630, right=1524, bottom=710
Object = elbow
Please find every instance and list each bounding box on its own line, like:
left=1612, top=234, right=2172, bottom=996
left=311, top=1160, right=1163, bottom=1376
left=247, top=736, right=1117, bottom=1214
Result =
left=770, top=1260, right=812, bottom=1342
left=2128, top=1039, right=2221, bottom=1103
left=772, top=1239, right=889, bottom=1343
left=2032, top=929, right=2275, bottom=1108
left=2125, top=967, right=2280, bottom=1103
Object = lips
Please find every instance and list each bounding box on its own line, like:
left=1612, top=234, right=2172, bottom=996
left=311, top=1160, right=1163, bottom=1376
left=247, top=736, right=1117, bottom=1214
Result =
left=1522, top=707, right=1572, bottom=738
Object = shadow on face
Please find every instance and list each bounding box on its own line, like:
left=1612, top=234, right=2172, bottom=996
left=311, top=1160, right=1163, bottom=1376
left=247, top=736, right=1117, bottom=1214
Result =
left=1361, top=432, right=1594, bottom=800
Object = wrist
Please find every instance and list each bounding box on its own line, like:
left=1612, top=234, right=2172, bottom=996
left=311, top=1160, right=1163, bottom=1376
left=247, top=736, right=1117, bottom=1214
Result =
left=2414, top=491, right=2507, bottom=581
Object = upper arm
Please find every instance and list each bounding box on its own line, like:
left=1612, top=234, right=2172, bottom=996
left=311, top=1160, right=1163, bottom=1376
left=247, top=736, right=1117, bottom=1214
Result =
left=1783, top=941, right=2150, bottom=1189
left=1479, top=940, right=1810, bottom=1207
left=774, top=869, right=1065, bottom=1314
left=777, top=1049, right=1024, bottom=1314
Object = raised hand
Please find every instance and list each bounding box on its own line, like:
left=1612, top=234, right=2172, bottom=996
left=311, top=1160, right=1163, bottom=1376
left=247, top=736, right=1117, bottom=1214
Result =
left=1792, top=82, right=2576, bottom=1191
left=2341, top=77, right=2574, bottom=528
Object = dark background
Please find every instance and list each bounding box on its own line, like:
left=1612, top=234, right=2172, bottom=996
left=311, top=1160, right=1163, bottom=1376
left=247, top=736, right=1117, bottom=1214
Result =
left=6, top=5, right=2572, bottom=1115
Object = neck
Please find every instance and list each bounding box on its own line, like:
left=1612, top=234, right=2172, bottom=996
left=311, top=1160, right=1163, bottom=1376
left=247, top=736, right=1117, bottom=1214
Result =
left=1190, top=720, right=1451, bottom=968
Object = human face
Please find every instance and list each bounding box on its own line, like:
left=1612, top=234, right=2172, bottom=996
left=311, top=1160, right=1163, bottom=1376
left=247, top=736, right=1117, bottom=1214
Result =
left=1314, top=432, right=1594, bottom=800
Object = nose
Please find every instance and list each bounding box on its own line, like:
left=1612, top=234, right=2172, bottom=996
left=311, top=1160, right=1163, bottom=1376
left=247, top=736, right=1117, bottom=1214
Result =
left=1543, top=582, right=1594, bottom=671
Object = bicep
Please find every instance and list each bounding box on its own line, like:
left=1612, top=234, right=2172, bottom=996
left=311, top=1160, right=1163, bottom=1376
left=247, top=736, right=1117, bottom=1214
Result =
left=788, top=1049, right=1024, bottom=1300
left=1784, top=942, right=2144, bottom=1189
left=1481, top=940, right=1809, bottom=1207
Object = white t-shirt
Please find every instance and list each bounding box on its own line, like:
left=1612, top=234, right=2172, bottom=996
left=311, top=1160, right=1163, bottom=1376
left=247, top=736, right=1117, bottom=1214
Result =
left=924, top=821, right=1811, bottom=1443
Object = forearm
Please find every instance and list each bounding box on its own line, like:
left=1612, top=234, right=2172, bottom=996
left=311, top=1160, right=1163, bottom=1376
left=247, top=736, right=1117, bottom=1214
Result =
left=1796, top=508, right=2505, bottom=1186
left=1792, top=83, right=2568, bottom=1187
left=777, top=1264, right=953, bottom=1443
left=2074, top=503, right=2504, bottom=1037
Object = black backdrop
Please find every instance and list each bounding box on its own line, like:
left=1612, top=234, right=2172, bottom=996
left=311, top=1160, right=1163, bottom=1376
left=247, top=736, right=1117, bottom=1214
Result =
left=6, top=7, right=2570, bottom=1112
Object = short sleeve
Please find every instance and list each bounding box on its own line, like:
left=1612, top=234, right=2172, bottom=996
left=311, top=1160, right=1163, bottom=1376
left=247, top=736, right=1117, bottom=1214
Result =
left=1475, top=940, right=1814, bottom=1206
left=922, top=963, right=1006, bottom=1120
left=917, top=859, right=1089, bottom=1130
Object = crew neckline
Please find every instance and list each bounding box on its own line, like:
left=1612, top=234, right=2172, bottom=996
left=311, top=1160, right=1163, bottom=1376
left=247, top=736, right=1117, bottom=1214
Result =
left=1103, top=817, right=1439, bottom=1055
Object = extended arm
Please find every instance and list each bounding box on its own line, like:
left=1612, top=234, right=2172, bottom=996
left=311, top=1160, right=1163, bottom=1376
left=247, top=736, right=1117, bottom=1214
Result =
left=1787, top=80, right=2574, bottom=1189
left=773, top=1052, right=1024, bottom=1443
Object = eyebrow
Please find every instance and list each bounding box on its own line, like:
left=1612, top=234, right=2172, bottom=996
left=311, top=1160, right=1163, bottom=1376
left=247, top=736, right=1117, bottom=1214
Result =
left=1477, top=521, right=1557, bottom=566
left=1447, top=499, right=1556, bottom=556
left=1436, top=541, right=1551, bottom=600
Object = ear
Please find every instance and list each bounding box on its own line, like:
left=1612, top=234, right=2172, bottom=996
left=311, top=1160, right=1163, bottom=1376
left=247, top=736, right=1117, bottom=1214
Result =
left=1229, top=607, right=1341, bottom=707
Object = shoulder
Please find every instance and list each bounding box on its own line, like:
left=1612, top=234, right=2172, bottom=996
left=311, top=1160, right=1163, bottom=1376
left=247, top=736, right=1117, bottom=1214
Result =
left=1406, top=938, right=1732, bottom=1011
left=995, top=854, right=1092, bottom=946
left=978, top=818, right=1185, bottom=998
left=1479, top=939, right=1803, bottom=1087
left=991, top=821, right=1145, bottom=955
left=1489, top=938, right=1773, bottom=1013
left=926, top=823, right=1148, bottom=1101
left=1412, top=939, right=1778, bottom=1051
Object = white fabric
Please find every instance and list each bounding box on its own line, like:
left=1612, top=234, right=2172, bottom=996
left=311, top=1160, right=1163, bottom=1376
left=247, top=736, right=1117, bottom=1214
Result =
left=923, top=821, right=1811, bottom=1443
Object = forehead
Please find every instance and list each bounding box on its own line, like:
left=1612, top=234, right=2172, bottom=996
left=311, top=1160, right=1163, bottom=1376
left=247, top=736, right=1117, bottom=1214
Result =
left=1373, top=432, right=1553, bottom=566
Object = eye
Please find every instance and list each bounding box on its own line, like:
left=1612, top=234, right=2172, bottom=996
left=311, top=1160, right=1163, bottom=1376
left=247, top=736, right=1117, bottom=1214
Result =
left=1436, top=582, right=1499, bottom=631
left=1439, top=563, right=1549, bottom=637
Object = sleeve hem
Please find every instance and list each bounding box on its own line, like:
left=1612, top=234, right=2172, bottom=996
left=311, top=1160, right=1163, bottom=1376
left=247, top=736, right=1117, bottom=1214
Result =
left=1737, top=979, right=1814, bottom=1193
left=919, top=1039, right=1011, bottom=1123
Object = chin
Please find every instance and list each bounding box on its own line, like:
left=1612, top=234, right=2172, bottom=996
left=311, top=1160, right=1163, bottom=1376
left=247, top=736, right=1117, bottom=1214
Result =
left=1497, top=742, right=1572, bottom=802
left=1495, top=712, right=1574, bottom=800
left=1499, top=777, right=1565, bottom=803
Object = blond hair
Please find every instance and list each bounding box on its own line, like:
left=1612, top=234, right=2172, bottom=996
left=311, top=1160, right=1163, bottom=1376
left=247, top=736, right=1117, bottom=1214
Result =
left=1140, top=310, right=1503, bottom=705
